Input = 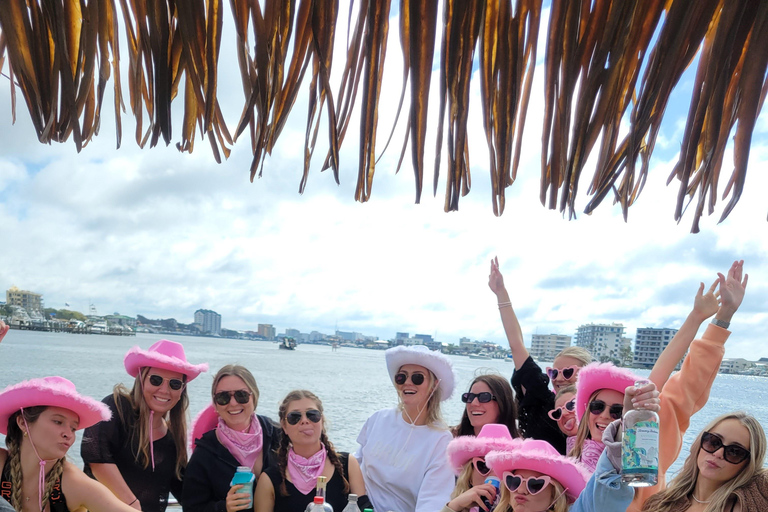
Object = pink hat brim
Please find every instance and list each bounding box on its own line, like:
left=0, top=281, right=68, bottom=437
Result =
left=124, top=341, right=208, bottom=381
left=486, top=447, right=590, bottom=503
left=0, top=377, right=111, bottom=435
left=447, top=435, right=522, bottom=475
left=575, top=362, right=640, bottom=419
left=189, top=403, right=219, bottom=452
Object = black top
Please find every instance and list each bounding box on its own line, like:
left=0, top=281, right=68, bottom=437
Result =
left=81, top=394, right=183, bottom=512
left=265, top=453, right=372, bottom=512
left=1, top=462, right=68, bottom=512
left=510, top=356, right=567, bottom=454
left=182, top=415, right=281, bottom=512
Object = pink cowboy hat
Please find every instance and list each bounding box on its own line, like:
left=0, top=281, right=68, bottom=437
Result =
left=486, top=439, right=591, bottom=503
left=124, top=339, right=208, bottom=381
left=189, top=404, right=219, bottom=452
left=446, top=423, right=521, bottom=474
left=385, top=345, right=456, bottom=400
left=575, top=362, right=640, bottom=419
left=0, top=376, right=111, bottom=434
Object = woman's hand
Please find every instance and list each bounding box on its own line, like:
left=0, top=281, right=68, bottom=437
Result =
left=447, top=483, right=497, bottom=512
left=226, top=484, right=252, bottom=512
left=715, top=260, right=748, bottom=323
left=624, top=381, right=660, bottom=413
left=691, top=280, right=720, bottom=323
left=129, top=498, right=141, bottom=511
left=488, top=257, right=509, bottom=300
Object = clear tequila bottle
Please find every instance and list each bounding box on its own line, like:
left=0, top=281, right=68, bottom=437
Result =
left=621, top=379, right=659, bottom=486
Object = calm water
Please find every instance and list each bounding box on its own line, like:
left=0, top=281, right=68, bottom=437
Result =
left=2, top=330, right=768, bottom=477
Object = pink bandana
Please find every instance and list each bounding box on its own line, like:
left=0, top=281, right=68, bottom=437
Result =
left=217, top=414, right=263, bottom=469
left=287, top=444, right=327, bottom=495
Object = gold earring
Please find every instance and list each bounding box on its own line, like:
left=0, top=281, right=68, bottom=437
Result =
left=23, top=431, right=27, bottom=437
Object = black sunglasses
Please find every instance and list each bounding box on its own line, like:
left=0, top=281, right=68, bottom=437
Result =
left=286, top=409, right=323, bottom=425
left=214, top=390, right=252, bottom=406
left=394, top=372, right=425, bottom=386
left=148, top=374, right=185, bottom=391
left=588, top=400, right=623, bottom=420
left=701, top=432, right=750, bottom=464
left=461, top=392, right=497, bottom=404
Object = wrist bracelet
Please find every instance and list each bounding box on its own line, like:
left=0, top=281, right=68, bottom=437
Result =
left=129, top=498, right=138, bottom=506
left=711, top=317, right=730, bottom=330
left=498, top=301, right=512, bottom=309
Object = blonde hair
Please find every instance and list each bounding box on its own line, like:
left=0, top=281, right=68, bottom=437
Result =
left=568, top=389, right=601, bottom=461
left=396, top=367, right=446, bottom=429
left=642, top=412, right=767, bottom=512
left=211, top=365, right=260, bottom=406
left=554, top=346, right=592, bottom=367
left=555, top=385, right=576, bottom=402
left=450, top=462, right=474, bottom=499
left=497, top=474, right=567, bottom=512
left=113, top=367, right=189, bottom=478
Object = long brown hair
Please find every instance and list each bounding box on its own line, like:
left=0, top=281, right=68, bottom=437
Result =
left=5, top=407, right=66, bottom=512
left=642, top=412, right=767, bottom=512
left=276, top=390, right=349, bottom=497
left=454, top=373, right=520, bottom=438
left=113, top=367, right=189, bottom=478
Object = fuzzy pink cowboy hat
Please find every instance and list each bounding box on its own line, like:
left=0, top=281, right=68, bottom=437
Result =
left=385, top=345, right=456, bottom=400
left=575, top=362, right=640, bottom=419
left=124, top=339, right=208, bottom=381
left=486, top=439, right=591, bottom=503
left=189, top=404, right=219, bottom=452
left=0, top=376, right=111, bottom=435
left=446, top=423, right=521, bottom=475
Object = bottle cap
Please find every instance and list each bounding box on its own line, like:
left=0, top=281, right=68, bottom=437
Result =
left=236, top=466, right=250, bottom=472
left=314, top=497, right=324, bottom=504
left=348, top=494, right=358, bottom=501
left=363, top=509, right=374, bottom=512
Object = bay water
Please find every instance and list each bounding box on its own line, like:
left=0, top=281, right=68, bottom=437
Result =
left=2, top=330, right=767, bottom=478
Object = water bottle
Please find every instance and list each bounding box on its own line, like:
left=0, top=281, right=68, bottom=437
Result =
left=483, top=476, right=501, bottom=511
left=342, top=494, right=360, bottom=512
left=230, top=466, right=255, bottom=506
left=621, top=379, right=660, bottom=487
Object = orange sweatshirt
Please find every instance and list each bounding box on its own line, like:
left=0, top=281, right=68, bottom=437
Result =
left=628, top=323, right=729, bottom=512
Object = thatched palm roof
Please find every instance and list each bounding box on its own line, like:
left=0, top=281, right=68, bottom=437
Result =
left=0, top=0, right=766, bottom=232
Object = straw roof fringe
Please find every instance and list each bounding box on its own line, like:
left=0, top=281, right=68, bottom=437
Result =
left=0, top=0, right=765, bottom=232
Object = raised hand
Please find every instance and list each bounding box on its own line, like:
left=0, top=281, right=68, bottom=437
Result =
left=488, top=257, right=508, bottom=299
left=716, top=260, right=748, bottom=322
left=625, top=381, right=660, bottom=413
left=691, top=279, right=720, bottom=323
left=0, top=320, right=8, bottom=343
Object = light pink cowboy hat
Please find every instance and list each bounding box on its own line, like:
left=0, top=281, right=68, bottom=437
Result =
left=0, top=376, right=111, bottom=434
left=446, top=423, right=521, bottom=475
left=189, top=404, right=219, bottom=451
left=385, top=345, right=456, bottom=400
left=575, top=362, right=640, bottom=419
left=486, top=439, right=591, bottom=503
left=124, top=339, right=208, bottom=381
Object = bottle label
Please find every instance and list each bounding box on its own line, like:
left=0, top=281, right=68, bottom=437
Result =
left=622, top=420, right=659, bottom=471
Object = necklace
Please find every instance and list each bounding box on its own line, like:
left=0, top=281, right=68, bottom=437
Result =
left=691, top=493, right=712, bottom=504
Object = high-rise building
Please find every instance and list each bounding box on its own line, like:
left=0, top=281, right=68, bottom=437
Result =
left=194, top=309, right=221, bottom=335
left=633, top=327, right=679, bottom=368
left=530, top=334, right=571, bottom=362
left=574, top=323, right=626, bottom=361
left=6, top=286, right=44, bottom=314
left=258, top=323, right=276, bottom=340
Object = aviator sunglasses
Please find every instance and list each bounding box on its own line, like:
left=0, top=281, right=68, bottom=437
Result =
left=700, top=432, right=751, bottom=464
left=472, top=457, right=491, bottom=476
left=461, top=392, right=497, bottom=404
left=394, top=372, right=426, bottom=386
left=548, top=398, right=576, bottom=421
left=148, top=374, right=185, bottom=391
left=588, top=400, right=623, bottom=420
left=503, top=472, right=553, bottom=495
left=214, top=390, right=252, bottom=406
left=545, top=366, right=578, bottom=381
left=286, top=409, right=323, bottom=425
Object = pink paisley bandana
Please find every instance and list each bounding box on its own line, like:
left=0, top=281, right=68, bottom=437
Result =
left=217, top=414, right=263, bottom=469
left=287, top=444, right=327, bottom=495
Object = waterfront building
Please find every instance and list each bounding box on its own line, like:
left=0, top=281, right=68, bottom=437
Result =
left=719, top=358, right=753, bottom=374
left=258, top=323, right=276, bottom=340
left=105, top=313, right=137, bottom=328
left=424, top=340, right=443, bottom=352
left=337, top=330, right=364, bottom=342
left=633, top=327, right=679, bottom=368
left=6, top=286, right=44, bottom=315
left=194, top=309, right=221, bottom=335
left=530, top=334, right=571, bottom=362
left=414, top=334, right=434, bottom=343
left=286, top=328, right=301, bottom=338
left=574, top=323, right=626, bottom=362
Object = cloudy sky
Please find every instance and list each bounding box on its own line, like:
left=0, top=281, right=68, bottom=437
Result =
left=1, top=3, right=766, bottom=359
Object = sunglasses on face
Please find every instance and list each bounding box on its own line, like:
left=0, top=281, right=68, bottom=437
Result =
left=588, top=400, right=623, bottom=420
left=472, top=457, right=490, bottom=476
left=214, top=390, right=252, bottom=406
left=548, top=398, right=576, bottom=421
left=285, top=409, right=323, bottom=425
left=148, top=374, right=185, bottom=391
left=394, top=372, right=425, bottom=386
left=545, top=366, right=578, bottom=381
left=503, top=472, right=553, bottom=495
left=700, top=432, right=750, bottom=464
left=461, top=392, right=497, bottom=404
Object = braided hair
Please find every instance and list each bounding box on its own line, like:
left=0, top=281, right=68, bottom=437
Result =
left=5, top=407, right=67, bottom=512
left=276, top=390, right=349, bottom=497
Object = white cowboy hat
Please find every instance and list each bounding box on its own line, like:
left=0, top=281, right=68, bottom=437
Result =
left=385, top=345, right=455, bottom=400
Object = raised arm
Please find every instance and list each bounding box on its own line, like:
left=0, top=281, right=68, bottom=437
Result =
left=0, top=320, right=9, bottom=343
left=489, top=257, right=529, bottom=370
left=648, top=279, right=720, bottom=390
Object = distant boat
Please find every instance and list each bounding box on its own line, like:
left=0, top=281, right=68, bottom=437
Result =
left=469, top=353, right=492, bottom=360
left=279, top=337, right=296, bottom=350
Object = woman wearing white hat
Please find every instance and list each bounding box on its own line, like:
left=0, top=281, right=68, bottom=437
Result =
left=81, top=339, right=208, bottom=512
left=355, top=344, right=457, bottom=512
left=0, top=376, right=138, bottom=512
